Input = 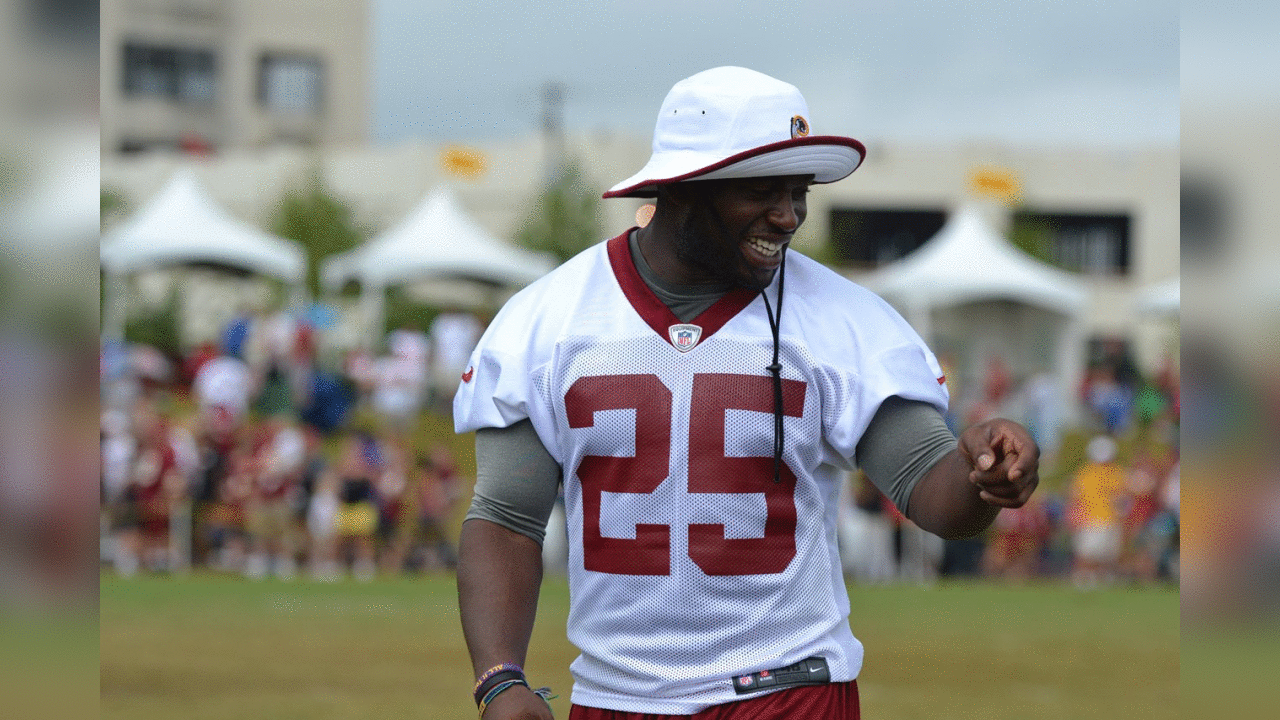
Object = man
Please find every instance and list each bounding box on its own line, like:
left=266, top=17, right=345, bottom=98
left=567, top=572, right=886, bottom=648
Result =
left=1067, top=434, right=1125, bottom=589
left=454, top=66, right=1038, bottom=719
left=243, top=413, right=305, bottom=580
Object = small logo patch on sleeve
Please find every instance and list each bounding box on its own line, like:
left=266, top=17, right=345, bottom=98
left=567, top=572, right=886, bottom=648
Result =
left=462, top=366, right=475, bottom=383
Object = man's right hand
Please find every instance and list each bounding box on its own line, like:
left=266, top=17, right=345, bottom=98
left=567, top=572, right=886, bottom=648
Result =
left=481, top=683, right=554, bottom=720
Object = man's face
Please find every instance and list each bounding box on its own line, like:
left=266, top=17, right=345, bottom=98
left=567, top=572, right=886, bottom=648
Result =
left=673, top=174, right=812, bottom=291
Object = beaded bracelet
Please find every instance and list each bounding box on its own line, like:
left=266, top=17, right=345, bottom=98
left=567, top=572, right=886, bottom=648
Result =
left=477, top=678, right=529, bottom=718
left=477, top=682, right=557, bottom=719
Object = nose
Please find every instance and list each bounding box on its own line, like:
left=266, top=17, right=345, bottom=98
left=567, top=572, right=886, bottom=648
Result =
left=767, top=195, right=801, bottom=233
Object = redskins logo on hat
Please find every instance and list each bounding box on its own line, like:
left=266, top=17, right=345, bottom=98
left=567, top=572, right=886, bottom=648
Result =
left=791, top=115, right=810, bottom=139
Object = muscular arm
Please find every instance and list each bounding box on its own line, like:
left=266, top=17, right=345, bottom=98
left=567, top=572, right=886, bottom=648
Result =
left=905, top=451, right=1002, bottom=539
left=855, top=397, right=1039, bottom=539
left=855, top=396, right=957, bottom=515
left=457, top=520, right=552, bottom=719
left=457, top=421, right=560, bottom=719
left=458, top=518, right=544, bottom=675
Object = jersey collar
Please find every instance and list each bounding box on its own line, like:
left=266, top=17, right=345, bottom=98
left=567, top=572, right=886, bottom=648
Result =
left=607, top=230, right=759, bottom=349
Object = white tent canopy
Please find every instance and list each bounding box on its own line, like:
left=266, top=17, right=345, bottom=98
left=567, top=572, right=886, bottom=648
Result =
left=861, top=205, right=1088, bottom=315
left=100, top=170, right=306, bottom=282
left=321, top=185, right=556, bottom=348
left=99, top=170, right=307, bottom=341
left=860, top=204, right=1091, bottom=435
left=321, top=185, right=555, bottom=291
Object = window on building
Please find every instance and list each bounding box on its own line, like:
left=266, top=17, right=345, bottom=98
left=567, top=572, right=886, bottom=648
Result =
left=258, top=53, right=325, bottom=115
left=122, top=42, right=217, bottom=103
left=1009, top=211, right=1131, bottom=276
left=827, top=208, right=947, bottom=267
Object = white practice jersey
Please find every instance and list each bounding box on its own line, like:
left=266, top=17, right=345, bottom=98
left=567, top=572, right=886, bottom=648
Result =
left=455, top=231, right=949, bottom=714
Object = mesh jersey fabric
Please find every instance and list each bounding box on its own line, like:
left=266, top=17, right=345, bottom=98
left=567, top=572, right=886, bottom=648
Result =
left=454, top=230, right=949, bottom=714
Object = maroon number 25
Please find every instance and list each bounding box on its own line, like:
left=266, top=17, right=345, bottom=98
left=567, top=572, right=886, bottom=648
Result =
left=565, top=373, right=806, bottom=577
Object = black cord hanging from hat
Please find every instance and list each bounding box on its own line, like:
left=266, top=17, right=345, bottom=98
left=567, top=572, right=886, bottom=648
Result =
left=760, top=254, right=786, bottom=484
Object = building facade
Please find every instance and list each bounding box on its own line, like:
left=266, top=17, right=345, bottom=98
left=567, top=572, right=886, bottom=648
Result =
left=100, top=0, right=369, bottom=154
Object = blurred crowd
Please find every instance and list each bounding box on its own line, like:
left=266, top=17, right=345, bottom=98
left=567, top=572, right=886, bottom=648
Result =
left=101, top=304, right=1181, bottom=589
left=837, top=348, right=1181, bottom=589
left=99, top=304, right=483, bottom=581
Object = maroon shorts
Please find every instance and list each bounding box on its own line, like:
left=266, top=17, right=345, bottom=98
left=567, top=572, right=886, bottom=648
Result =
left=568, top=681, right=860, bottom=720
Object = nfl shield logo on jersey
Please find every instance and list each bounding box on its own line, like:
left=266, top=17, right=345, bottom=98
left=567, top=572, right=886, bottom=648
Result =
left=668, top=323, right=703, bottom=352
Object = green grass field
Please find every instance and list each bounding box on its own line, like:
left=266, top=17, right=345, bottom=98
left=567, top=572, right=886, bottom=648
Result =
left=100, top=573, right=1177, bottom=719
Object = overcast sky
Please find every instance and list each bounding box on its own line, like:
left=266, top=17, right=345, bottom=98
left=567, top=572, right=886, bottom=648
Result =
left=371, top=0, right=1179, bottom=149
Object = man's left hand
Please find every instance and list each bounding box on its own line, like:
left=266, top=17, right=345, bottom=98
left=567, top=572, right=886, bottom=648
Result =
left=957, top=419, right=1040, bottom=508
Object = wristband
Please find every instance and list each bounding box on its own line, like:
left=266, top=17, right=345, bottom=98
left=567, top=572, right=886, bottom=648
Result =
left=473, top=670, right=525, bottom=707
left=473, top=662, right=524, bottom=705
left=478, top=678, right=528, bottom=718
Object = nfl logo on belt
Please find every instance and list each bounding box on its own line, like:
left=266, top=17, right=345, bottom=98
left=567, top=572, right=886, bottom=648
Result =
left=668, top=323, right=703, bottom=352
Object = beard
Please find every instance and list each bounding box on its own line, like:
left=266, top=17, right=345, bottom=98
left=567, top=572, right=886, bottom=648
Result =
left=673, top=203, right=774, bottom=292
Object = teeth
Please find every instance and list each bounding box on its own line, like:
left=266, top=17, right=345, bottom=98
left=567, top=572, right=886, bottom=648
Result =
left=748, top=237, right=782, bottom=256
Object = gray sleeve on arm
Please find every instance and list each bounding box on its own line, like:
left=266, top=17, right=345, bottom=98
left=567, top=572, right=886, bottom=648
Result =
left=464, top=418, right=563, bottom=546
left=854, top=396, right=959, bottom=516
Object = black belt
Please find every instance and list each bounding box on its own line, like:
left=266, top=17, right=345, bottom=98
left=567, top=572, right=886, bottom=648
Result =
left=732, top=657, right=830, bottom=695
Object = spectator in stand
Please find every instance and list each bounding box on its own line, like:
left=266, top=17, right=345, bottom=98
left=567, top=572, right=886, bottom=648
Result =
left=115, top=399, right=186, bottom=574
left=293, top=423, right=328, bottom=540
left=413, top=442, right=462, bottom=572
left=307, top=471, right=341, bottom=581
left=1067, top=434, right=1127, bottom=588
left=253, top=305, right=307, bottom=418
left=375, top=441, right=412, bottom=574
left=100, top=337, right=133, bottom=411
left=428, top=308, right=482, bottom=410
left=181, top=341, right=220, bottom=396
left=209, top=442, right=254, bottom=572
left=244, top=413, right=305, bottom=580
left=329, top=430, right=382, bottom=581
left=1120, top=440, right=1170, bottom=582
left=165, top=413, right=200, bottom=572
left=1082, top=363, right=1134, bottom=435
left=101, top=408, right=136, bottom=573
left=193, top=342, right=257, bottom=439
left=288, top=317, right=318, bottom=411
left=963, top=355, right=1017, bottom=429
left=220, top=304, right=254, bottom=365
left=298, top=362, right=355, bottom=436
left=370, top=332, right=428, bottom=449
left=344, top=346, right=376, bottom=410
left=388, top=323, right=430, bottom=372
left=1154, top=353, right=1180, bottom=421
left=1022, top=371, right=1061, bottom=462
left=190, top=390, right=243, bottom=567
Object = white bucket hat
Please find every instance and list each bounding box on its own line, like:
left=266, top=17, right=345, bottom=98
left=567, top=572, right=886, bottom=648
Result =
left=603, top=66, right=866, bottom=199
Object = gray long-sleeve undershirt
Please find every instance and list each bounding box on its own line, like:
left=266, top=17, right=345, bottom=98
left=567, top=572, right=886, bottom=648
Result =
left=464, top=234, right=958, bottom=544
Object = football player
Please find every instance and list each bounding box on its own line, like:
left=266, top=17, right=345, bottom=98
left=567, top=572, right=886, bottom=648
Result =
left=455, top=66, right=1039, bottom=720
